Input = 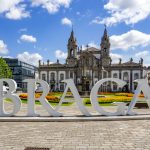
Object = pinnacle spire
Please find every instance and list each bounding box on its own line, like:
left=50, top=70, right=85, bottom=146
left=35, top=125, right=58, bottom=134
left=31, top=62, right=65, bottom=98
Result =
left=69, top=27, right=76, bottom=43
left=104, top=24, right=108, bottom=37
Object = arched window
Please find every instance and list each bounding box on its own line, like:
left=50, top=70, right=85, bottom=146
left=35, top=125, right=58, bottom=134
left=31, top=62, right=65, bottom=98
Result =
left=51, top=72, right=55, bottom=81
left=113, top=73, right=118, bottom=78
left=103, top=72, right=107, bottom=78
left=112, top=73, right=118, bottom=91
left=70, top=72, right=73, bottom=78
left=71, top=49, right=74, bottom=57
left=123, top=72, right=129, bottom=81
left=42, top=74, right=46, bottom=81
left=60, top=73, right=64, bottom=81
left=134, top=73, right=139, bottom=80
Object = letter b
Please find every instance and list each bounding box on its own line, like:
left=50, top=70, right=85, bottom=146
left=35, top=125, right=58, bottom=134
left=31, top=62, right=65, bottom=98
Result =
left=0, top=79, right=21, bottom=116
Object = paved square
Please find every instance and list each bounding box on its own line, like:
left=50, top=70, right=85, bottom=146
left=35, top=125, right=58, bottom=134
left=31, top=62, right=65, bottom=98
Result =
left=0, top=102, right=150, bottom=150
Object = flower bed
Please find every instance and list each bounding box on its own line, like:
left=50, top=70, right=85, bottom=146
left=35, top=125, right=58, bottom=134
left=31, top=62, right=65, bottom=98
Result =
left=19, top=93, right=60, bottom=103
left=84, top=97, right=132, bottom=104
left=98, top=92, right=144, bottom=98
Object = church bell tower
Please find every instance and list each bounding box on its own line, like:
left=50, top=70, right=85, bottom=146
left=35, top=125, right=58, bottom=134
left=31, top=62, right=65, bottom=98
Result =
left=100, top=26, right=111, bottom=66
left=66, top=29, right=77, bottom=66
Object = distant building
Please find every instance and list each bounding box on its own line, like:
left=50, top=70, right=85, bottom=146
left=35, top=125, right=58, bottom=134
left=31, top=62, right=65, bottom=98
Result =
left=4, top=58, right=37, bottom=91
left=38, top=27, right=148, bottom=92
left=146, top=66, right=150, bottom=85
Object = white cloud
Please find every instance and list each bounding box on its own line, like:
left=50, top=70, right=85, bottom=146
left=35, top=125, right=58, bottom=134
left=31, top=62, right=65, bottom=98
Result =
left=0, top=0, right=72, bottom=20
left=61, top=17, right=72, bottom=26
left=110, top=30, right=150, bottom=50
left=5, top=4, right=30, bottom=20
left=0, top=0, right=30, bottom=20
left=3, top=56, right=14, bottom=59
left=91, top=16, right=101, bottom=24
left=55, top=50, right=67, bottom=59
left=17, top=52, right=43, bottom=66
left=93, top=0, right=150, bottom=26
left=110, top=53, right=122, bottom=63
left=135, top=51, right=149, bottom=58
left=31, top=0, right=72, bottom=14
left=135, top=50, right=150, bottom=66
left=20, top=34, right=37, bottom=43
left=88, top=42, right=99, bottom=49
left=82, top=42, right=99, bottom=50
left=19, top=28, right=27, bottom=32
left=0, top=40, right=9, bottom=55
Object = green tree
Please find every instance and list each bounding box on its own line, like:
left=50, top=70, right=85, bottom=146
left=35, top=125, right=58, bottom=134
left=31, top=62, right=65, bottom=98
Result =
left=0, top=57, right=12, bottom=78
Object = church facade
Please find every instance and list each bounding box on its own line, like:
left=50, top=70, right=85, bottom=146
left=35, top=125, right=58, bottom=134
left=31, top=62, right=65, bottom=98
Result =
left=38, top=28, right=145, bottom=92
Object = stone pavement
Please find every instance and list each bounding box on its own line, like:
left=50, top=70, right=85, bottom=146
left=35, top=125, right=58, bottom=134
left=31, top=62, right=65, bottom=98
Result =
left=0, top=102, right=150, bottom=150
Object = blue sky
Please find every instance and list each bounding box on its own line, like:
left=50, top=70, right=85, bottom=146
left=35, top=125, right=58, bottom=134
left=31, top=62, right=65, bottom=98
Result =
left=0, top=0, right=150, bottom=66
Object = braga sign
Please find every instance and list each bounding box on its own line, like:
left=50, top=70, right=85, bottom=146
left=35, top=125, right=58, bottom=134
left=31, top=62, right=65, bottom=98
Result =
left=0, top=78, right=150, bottom=117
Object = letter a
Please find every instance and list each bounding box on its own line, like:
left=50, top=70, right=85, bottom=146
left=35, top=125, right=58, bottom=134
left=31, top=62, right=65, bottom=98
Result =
left=127, top=79, right=150, bottom=115
left=55, top=79, right=91, bottom=116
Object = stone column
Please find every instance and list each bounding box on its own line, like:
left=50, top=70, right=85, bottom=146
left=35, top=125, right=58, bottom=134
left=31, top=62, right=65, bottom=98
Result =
left=47, top=70, right=49, bottom=84
left=38, top=70, right=41, bottom=80
left=56, top=70, right=59, bottom=91
left=140, top=69, right=143, bottom=79
left=130, top=70, right=133, bottom=92
left=119, top=70, right=121, bottom=79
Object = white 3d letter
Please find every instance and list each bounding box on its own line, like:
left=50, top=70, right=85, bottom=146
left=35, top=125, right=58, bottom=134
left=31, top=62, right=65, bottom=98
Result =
left=55, top=79, right=91, bottom=116
left=0, top=79, right=21, bottom=116
left=90, top=78, right=127, bottom=116
left=24, top=79, right=62, bottom=117
left=127, top=79, right=150, bottom=115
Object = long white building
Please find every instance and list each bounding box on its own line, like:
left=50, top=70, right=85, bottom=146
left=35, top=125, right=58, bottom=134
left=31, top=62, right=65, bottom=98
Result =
left=39, top=27, right=147, bottom=92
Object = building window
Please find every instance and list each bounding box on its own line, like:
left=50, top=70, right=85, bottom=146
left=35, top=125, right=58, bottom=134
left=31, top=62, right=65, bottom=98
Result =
left=113, top=73, right=118, bottom=78
left=42, top=74, right=46, bottom=81
left=86, top=71, right=90, bottom=77
left=60, top=84, right=64, bottom=91
left=134, top=73, right=139, bottom=80
left=70, top=72, right=73, bottom=78
left=51, top=72, right=55, bottom=81
left=103, top=72, right=107, bottom=78
left=123, top=72, right=129, bottom=81
left=113, top=84, right=118, bottom=91
left=71, top=49, right=74, bottom=57
left=60, top=73, right=64, bottom=81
